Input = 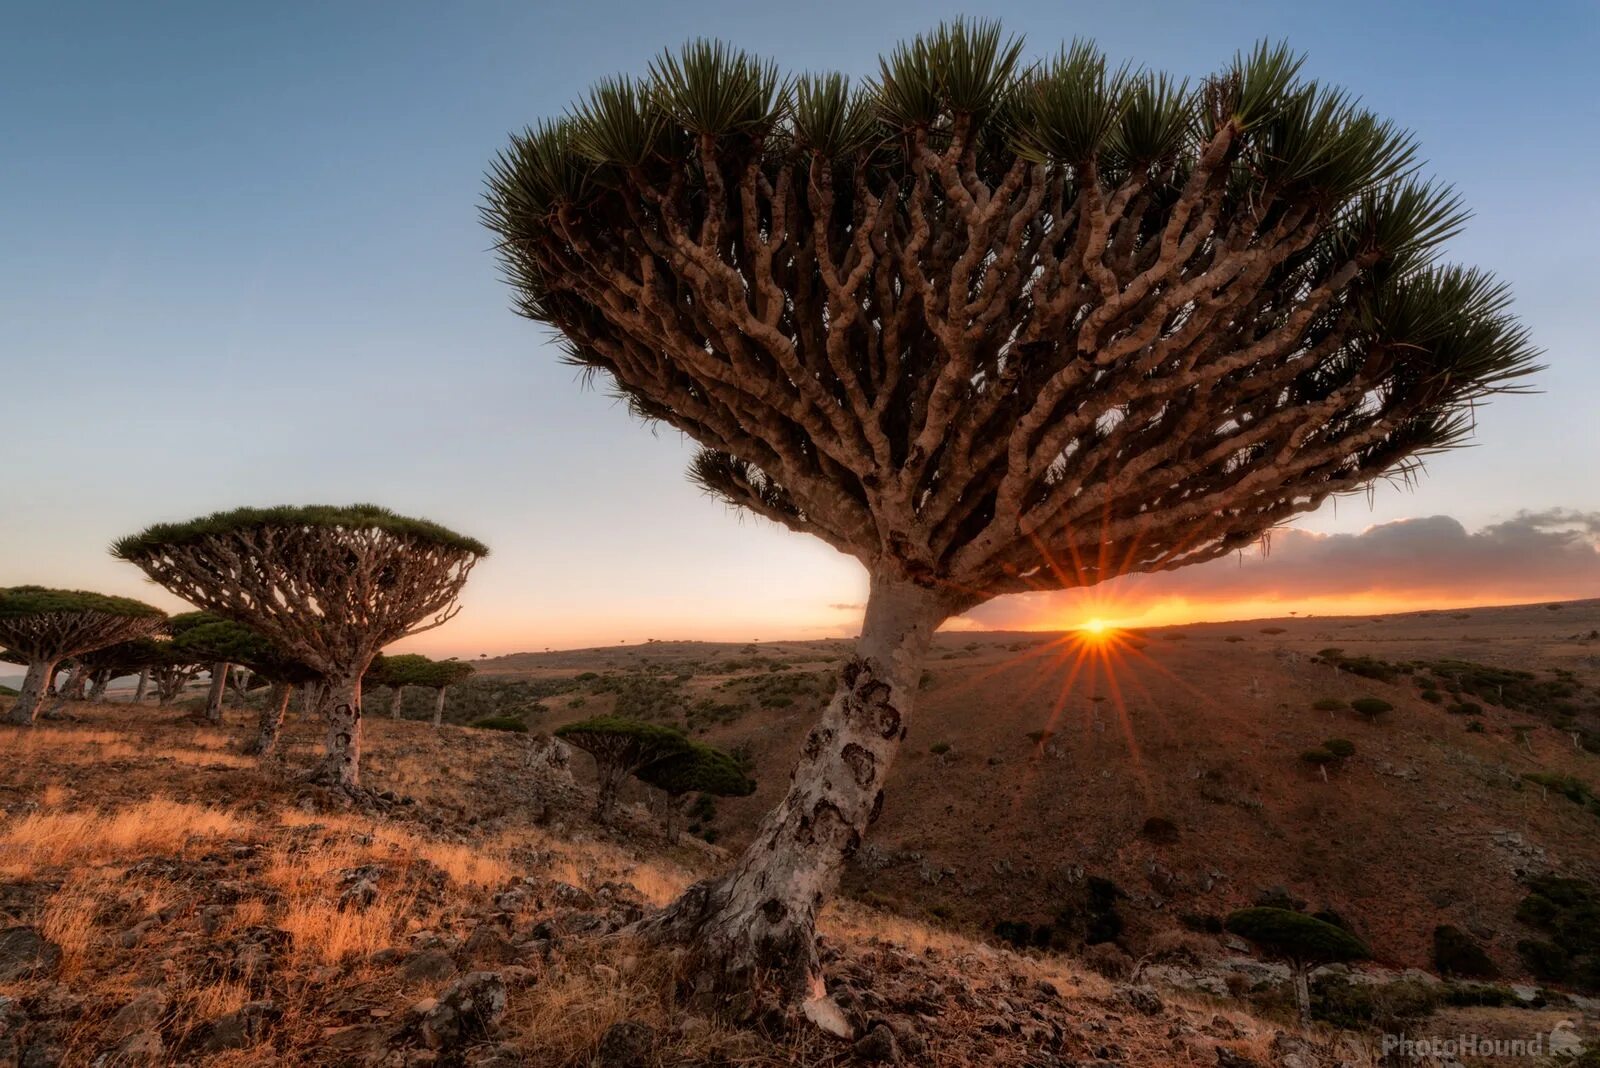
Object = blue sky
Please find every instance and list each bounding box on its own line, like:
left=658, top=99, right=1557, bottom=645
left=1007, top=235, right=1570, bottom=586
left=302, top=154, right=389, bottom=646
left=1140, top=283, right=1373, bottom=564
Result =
left=1, top=0, right=1595, bottom=654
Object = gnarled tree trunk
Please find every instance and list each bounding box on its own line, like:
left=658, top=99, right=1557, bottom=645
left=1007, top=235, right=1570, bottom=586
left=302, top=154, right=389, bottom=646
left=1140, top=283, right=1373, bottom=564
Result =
left=315, top=670, right=367, bottom=788
left=8, top=659, right=58, bottom=726
left=132, top=668, right=149, bottom=704
left=45, top=664, right=87, bottom=718
left=1292, top=962, right=1312, bottom=1025
left=389, top=685, right=405, bottom=720
left=640, top=575, right=949, bottom=1012
left=87, top=671, right=111, bottom=703
left=431, top=686, right=448, bottom=728
left=247, top=681, right=292, bottom=758
left=594, top=755, right=627, bottom=825
left=204, top=662, right=229, bottom=724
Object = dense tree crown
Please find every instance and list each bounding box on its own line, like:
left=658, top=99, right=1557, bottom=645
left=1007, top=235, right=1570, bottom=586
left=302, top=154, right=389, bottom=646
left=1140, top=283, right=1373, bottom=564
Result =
left=0, top=587, right=166, bottom=659
left=485, top=22, right=1537, bottom=596
left=172, top=614, right=319, bottom=685
left=0, top=587, right=165, bottom=622
left=369, top=653, right=474, bottom=689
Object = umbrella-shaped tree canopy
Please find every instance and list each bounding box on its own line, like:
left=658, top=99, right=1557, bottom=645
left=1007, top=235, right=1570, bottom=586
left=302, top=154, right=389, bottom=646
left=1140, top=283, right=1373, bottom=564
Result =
left=0, top=587, right=166, bottom=725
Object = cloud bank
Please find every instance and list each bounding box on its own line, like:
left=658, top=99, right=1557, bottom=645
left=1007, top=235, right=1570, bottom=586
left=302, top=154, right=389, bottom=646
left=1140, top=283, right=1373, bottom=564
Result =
left=964, top=510, right=1600, bottom=627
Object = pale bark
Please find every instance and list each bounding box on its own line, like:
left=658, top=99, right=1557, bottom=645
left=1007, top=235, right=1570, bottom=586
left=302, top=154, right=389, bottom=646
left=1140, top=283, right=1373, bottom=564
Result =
left=204, top=662, right=229, bottom=724
left=45, top=664, right=87, bottom=717
left=642, top=575, right=950, bottom=1004
left=431, top=686, right=447, bottom=728
left=314, top=671, right=366, bottom=788
left=8, top=659, right=57, bottom=726
left=246, top=681, right=292, bottom=758
left=132, top=668, right=148, bottom=705
left=1292, top=963, right=1312, bottom=1025
left=389, top=685, right=405, bottom=720
left=594, top=757, right=629, bottom=824
left=87, top=671, right=110, bottom=703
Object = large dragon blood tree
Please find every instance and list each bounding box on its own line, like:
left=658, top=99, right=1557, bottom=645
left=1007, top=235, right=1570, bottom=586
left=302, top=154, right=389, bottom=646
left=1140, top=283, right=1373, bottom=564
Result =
left=0, top=587, right=167, bottom=725
left=113, top=505, right=486, bottom=786
left=484, top=23, right=1538, bottom=1008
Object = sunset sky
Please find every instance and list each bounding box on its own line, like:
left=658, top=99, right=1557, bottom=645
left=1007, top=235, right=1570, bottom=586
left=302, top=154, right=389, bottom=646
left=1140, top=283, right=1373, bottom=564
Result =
left=2, top=1, right=1596, bottom=657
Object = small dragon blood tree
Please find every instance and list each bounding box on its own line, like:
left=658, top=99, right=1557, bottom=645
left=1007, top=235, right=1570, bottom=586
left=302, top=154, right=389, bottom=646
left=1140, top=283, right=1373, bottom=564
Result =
left=485, top=21, right=1538, bottom=1011
left=174, top=613, right=320, bottom=756
left=418, top=658, right=475, bottom=726
left=113, top=504, right=487, bottom=787
left=556, top=717, right=698, bottom=824
left=0, top=587, right=166, bottom=725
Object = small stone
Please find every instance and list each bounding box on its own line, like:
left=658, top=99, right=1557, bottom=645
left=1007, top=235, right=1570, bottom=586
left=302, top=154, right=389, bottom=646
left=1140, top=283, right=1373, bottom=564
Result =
left=195, top=1001, right=279, bottom=1052
left=460, top=924, right=517, bottom=965
left=596, top=1021, right=657, bottom=1067
left=403, top=949, right=458, bottom=983
left=1119, top=984, right=1164, bottom=1016
left=104, top=989, right=167, bottom=1042
left=0, top=927, right=60, bottom=981
left=339, top=878, right=379, bottom=912
left=852, top=1022, right=899, bottom=1063
left=418, top=972, right=507, bottom=1051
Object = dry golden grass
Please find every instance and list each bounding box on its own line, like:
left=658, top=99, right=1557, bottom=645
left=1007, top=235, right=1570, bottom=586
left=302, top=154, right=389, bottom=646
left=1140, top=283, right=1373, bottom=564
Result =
left=38, top=878, right=106, bottom=979
left=0, top=798, right=253, bottom=874
left=279, top=894, right=413, bottom=967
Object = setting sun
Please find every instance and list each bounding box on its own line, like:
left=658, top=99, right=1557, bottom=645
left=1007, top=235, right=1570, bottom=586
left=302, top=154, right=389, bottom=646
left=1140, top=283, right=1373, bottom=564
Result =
left=1080, top=618, right=1110, bottom=635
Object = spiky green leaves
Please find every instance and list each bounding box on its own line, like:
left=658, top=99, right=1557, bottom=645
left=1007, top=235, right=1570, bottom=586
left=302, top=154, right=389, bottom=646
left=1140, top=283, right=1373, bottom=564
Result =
left=484, top=120, right=587, bottom=225
left=1110, top=73, right=1191, bottom=168
left=0, top=587, right=165, bottom=620
left=1250, top=85, right=1417, bottom=201
left=651, top=39, right=785, bottom=139
left=1206, top=41, right=1305, bottom=135
left=1012, top=41, right=1128, bottom=164
left=111, top=504, right=488, bottom=560
left=793, top=74, right=876, bottom=157
left=876, top=18, right=1024, bottom=128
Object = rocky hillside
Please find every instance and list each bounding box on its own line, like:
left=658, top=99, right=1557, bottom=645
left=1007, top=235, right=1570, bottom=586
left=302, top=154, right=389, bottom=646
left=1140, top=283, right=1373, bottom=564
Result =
left=482, top=599, right=1600, bottom=984
left=0, top=702, right=1443, bottom=1067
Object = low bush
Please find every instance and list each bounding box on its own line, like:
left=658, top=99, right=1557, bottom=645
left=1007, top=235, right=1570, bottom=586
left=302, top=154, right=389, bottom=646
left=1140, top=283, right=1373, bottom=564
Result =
left=1140, top=816, right=1179, bottom=844
left=1350, top=697, right=1394, bottom=720
left=1433, top=924, right=1498, bottom=979
left=1514, top=875, right=1600, bottom=991
left=469, top=714, right=529, bottom=733
left=1322, top=738, right=1356, bottom=758
left=1177, top=911, right=1224, bottom=935
left=1312, top=976, right=1438, bottom=1029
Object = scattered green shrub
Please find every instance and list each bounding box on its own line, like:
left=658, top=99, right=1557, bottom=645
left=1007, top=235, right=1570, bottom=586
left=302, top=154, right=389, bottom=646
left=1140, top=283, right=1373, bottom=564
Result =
left=1140, top=816, right=1179, bottom=844
left=469, top=714, right=529, bottom=733
left=1514, top=875, right=1600, bottom=991
left=1178, top=912, right=1223, bottom=934
left=1350, top=697, right=1394, bottom=720
left=929, top=742, right=952, bottom=756
left=1322, top=738, right=1356, bottom=758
